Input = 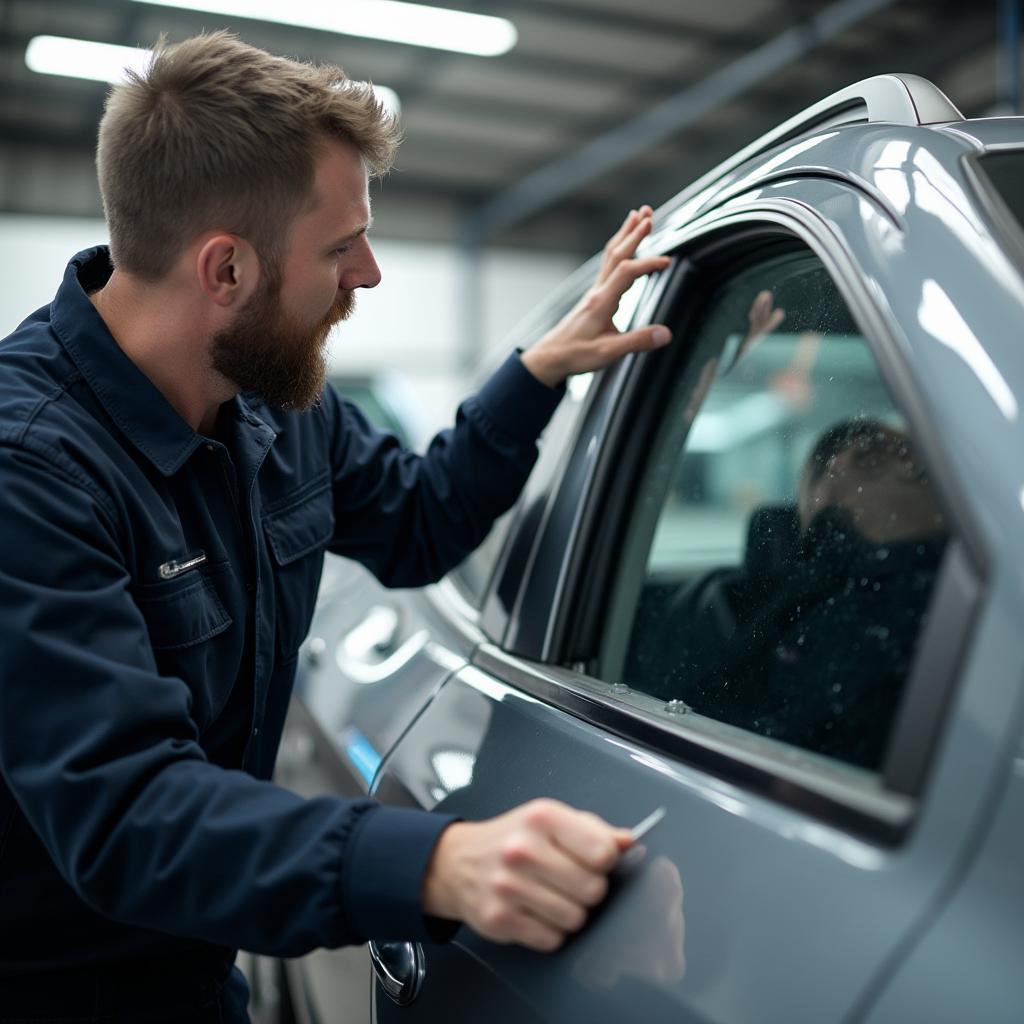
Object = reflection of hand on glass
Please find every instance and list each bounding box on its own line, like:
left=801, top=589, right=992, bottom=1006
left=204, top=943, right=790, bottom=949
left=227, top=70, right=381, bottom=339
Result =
left=739, top=289, right=785, bottom=359
left=682, top=356, right=719, bottom=427
left=771, top=330, right=821, bottom=412
left=570, top=855, right=685, bottom=990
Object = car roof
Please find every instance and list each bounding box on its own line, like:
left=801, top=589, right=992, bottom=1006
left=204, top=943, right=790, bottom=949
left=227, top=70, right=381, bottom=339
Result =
left=658, top=73, right=967, bottom=229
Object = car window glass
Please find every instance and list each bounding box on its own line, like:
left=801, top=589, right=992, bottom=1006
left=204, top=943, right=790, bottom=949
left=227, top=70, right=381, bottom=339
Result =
left=451, top=284, right=594, bottom=609
left=600, top=249, right=949, bottom=772
left=975, top=149, right=1024, bottom=237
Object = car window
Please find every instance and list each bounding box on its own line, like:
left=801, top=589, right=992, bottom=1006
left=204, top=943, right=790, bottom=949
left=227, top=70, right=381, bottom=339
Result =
left=599, top=249, right=949, bottom=772
left=450, top=279, right=599, bottom=610
left=975, top=149, right=1024, bottom=237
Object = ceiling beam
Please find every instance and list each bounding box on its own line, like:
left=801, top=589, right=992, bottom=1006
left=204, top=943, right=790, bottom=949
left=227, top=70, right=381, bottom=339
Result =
left=462, top=0, right=905, bottom=242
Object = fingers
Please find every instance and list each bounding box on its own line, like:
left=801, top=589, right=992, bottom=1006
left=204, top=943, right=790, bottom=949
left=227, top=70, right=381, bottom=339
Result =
left=537, top=803, right=626, bottom=873
left=601, top=254, right=672, bottom=299
left=514, top=840, right=611, bottom=908
left=749, top=289, right=773, bottom=323
left=592, top=324, right=672, bottom=364
left=598, top=205, right=657, bottom=285
left=604, top=205, right=653, bottom=257
left=467, top=799, right=632, bottom=952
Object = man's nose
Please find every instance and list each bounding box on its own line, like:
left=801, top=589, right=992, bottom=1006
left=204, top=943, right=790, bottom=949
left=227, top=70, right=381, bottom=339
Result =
left=340, top=240, right=381, bottom=291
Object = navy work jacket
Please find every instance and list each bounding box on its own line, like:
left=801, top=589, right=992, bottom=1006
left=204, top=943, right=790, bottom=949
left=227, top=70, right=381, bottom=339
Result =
left=0, top=247, right=561, bottom=980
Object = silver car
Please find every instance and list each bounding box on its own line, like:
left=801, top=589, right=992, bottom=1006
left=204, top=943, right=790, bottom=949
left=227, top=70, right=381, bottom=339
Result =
left=256, top=73, right=1024, bottom=1023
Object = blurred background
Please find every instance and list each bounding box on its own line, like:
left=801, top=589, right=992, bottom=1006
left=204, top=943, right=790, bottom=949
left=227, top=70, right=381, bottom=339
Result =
left=0, top=0, right=1019, bottom=442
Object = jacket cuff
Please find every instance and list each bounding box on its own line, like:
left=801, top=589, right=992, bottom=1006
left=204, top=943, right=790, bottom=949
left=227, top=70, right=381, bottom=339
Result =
left=341, top=805, right=459, bottom=944
left=469, top=352, right=564, bottom=445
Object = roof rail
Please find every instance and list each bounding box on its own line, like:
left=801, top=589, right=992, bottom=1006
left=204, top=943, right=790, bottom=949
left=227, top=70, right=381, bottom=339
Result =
left=663, top=75, right=964, bottom=225
left=758, top=73, right=963, bottom=149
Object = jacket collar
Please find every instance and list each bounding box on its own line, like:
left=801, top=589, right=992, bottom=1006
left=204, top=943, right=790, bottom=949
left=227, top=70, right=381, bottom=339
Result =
left=51, top=246, right=273, bottom=475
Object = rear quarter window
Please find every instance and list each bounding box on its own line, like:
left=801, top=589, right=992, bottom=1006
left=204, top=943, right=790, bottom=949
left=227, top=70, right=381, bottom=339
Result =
left=974, top=150, right=1024, bottom=241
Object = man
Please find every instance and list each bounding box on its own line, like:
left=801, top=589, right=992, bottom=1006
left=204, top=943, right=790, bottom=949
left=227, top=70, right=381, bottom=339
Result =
left=0, top=32, right=673, bottom=1022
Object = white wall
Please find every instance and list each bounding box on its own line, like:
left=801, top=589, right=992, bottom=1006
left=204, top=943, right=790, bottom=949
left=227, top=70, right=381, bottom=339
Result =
left=0, top=215, right=581, bottom=440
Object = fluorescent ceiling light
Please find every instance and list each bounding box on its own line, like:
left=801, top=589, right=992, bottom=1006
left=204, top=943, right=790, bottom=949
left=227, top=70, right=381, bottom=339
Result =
left=370, top=85, right=401, bottom=118
left=25, top=35, right=401, bottom=116
left=26, top=35, right=150, bottom=83
left=129, top=0, right=517, bottom=57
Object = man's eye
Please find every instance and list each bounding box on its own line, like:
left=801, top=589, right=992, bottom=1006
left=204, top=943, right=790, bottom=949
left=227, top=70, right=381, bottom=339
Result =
left=333, top=246, right=351, bottom=257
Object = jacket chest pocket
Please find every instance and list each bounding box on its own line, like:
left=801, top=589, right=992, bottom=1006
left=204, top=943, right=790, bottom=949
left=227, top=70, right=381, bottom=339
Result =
left=263, top=480, right=334, bottom=659
left=132, top=566, right=236, bottom=730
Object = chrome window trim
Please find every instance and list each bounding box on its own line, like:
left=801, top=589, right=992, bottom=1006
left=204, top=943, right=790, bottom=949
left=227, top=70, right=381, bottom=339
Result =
left=473, top=643, right=914, bottom=843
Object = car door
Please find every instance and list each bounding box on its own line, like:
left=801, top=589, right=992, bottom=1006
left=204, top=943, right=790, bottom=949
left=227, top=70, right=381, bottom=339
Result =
left=366, top=197, right=1015, bottom=1023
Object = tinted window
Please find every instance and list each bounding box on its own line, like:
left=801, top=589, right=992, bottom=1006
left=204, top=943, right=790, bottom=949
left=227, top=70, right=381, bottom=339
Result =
left=976, top=150, right=1024, bottom=236
left=600, top=250, right=949, bottom=771
left=450, top=281, right=597, bottom=609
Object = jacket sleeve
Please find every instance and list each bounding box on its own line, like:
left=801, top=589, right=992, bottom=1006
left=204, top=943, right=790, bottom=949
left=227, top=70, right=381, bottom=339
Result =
left=321, top=352, right=563, bottom=587
left=0, top=441, right=454, bottom=956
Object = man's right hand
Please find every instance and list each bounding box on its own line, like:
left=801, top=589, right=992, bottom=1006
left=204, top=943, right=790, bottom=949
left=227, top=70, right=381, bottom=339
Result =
left=421, top=798, right=634, bottom=952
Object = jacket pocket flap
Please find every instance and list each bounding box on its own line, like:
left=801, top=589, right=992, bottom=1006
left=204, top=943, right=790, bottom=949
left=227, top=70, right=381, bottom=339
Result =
left=133, top=575, right=232, bottom=650
left=264, top=484, right=335, bottom=566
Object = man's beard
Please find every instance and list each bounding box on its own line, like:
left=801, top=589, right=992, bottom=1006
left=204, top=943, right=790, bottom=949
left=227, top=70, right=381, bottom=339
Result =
left=211, top=280, right=355, bottom=411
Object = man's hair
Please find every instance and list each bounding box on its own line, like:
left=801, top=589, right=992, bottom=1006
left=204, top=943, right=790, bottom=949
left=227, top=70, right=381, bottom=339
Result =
left=96, top=32, right=400, bottom=280
left=802, top=419, right=911, bottom=485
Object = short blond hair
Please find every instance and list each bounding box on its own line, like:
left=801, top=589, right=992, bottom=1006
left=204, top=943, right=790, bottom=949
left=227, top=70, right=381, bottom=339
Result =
left=96, top=32, right=400, bottom=280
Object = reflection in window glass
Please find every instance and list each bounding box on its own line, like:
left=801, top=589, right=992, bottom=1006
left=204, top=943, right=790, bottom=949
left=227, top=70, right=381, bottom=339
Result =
left=610, top=251, right=948, bottom=771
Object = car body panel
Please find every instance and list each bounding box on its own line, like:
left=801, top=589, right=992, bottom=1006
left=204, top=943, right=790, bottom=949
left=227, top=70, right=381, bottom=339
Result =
left=862, top=726, right=1024, bottom=1023
left=368, top=657, right=998, bottom=1023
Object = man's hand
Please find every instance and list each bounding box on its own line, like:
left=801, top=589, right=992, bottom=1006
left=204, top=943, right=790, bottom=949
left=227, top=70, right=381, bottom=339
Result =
left=421, top=798, right=634, bottom=952
left=521, top=206, right=674, bottom=388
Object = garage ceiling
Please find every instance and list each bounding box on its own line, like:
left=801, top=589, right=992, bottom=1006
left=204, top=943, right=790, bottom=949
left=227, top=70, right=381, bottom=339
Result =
left=0, top=0, right=1009, bottom=252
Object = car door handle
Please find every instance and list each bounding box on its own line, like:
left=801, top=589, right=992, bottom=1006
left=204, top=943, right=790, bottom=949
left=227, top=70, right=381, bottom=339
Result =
left=343, top=605, right=401, bottom=659
left=337, top=617, right=430, bottom=684
left=368, top=939, right=426, bottom=1006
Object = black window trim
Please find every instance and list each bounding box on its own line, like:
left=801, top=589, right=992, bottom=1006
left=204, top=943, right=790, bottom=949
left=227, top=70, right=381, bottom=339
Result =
left=493, top=202, right=987, bottom=839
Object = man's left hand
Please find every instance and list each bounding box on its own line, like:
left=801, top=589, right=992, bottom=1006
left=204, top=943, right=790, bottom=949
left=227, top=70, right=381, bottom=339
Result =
left=521, top=205, right=673, bottom=388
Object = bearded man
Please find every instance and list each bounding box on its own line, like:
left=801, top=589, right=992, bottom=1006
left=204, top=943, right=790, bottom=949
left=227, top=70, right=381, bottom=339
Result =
left=0, top=32, right=672, bottom=1022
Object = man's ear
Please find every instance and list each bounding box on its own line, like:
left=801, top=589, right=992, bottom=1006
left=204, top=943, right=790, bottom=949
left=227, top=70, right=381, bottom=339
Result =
left=195, top=233, right=258, bottom=308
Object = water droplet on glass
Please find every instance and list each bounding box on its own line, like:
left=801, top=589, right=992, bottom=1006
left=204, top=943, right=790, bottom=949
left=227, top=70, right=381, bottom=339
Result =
left=831, top=682, right=842, bottom=693
left=876, top=547, right=889, bottom=560
left=872, top=582, right=881, bottom=591
left=610, top=682, right=629, bottom=694
left=664, top=699, right=691, bottom=715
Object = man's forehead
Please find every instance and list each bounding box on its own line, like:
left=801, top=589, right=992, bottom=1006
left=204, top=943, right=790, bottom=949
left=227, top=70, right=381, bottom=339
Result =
left=327, top=215, right=374, bottom=248
left=300, top=184, right=372, bottom=242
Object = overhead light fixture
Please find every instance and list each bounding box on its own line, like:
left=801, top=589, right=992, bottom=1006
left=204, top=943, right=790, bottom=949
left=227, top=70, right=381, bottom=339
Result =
left=25, top=35, right=401, bottom=116
left=25, top=35, right=149, bottom=83
left=128, top=0, right=517, bottom=57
